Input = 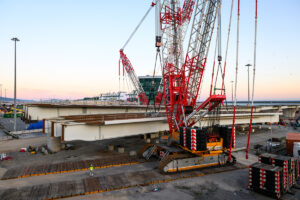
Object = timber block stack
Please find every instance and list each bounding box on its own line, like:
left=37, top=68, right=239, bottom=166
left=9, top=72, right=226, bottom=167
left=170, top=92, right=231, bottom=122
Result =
left=248, top=162, right=283, bottom=199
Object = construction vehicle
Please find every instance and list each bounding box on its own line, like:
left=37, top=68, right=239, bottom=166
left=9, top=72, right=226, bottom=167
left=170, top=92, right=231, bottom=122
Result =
left=137, top=0, right=239, bottom=173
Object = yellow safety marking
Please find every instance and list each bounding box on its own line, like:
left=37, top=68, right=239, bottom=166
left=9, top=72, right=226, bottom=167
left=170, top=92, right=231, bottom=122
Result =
left=10, top=162, right=140, bottom=180
left=167, top=162, right=219, bottom=173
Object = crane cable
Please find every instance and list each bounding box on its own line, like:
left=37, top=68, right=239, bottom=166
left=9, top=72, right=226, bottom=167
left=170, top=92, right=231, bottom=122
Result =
left=246, top=0, right=258, bottom=159
left=228, top=0, right=239, bottom=162
left=146, top=49, right=162, bottom=113
left=121, top=1, right=157, bottom=50
left=213, top=1, right=223, bottom=95
left=221, top=0, right=235, bottom=95
left=209, top=31, right=219, bottom=96
left=119, top=1, right=157, bottom=105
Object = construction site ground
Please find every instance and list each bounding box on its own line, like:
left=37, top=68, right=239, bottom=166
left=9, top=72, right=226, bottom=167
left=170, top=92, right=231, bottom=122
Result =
left=0, top=125, right=300, bottom=199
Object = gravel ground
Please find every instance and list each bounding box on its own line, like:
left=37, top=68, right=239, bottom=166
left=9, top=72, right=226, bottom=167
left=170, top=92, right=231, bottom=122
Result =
left=236, top=124, right=300, bottom=149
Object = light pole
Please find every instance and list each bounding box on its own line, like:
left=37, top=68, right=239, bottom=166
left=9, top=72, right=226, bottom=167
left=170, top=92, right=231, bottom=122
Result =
left=11, top=37, right=20, bottom=132
left=230, top=81, right=234, bottom=103
left=245, top=64, right=252, bottom=105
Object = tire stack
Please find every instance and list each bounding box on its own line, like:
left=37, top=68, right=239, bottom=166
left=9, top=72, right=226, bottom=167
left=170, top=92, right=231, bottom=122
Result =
left=179, top=127, right=207, bottom=151
left=248, top=162, right=284, bottom=199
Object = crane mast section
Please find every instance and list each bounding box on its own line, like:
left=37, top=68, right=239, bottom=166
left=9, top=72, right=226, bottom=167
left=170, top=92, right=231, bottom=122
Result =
left=156, top=0, right=196, bottom=106
left=161, top=0, right=183, bottom=131
left=183, top=0, right=219, bottom=107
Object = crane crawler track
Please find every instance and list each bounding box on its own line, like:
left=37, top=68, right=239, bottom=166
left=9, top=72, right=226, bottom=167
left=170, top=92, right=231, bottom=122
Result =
left=158, top=152, right=237, bottom=173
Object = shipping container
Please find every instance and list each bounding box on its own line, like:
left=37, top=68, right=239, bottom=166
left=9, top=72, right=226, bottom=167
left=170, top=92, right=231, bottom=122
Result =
left=286, top=133, right=300, bottom=155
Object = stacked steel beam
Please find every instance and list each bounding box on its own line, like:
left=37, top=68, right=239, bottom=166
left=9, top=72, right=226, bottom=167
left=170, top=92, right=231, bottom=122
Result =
left=248, top=162, right=283, bottom=199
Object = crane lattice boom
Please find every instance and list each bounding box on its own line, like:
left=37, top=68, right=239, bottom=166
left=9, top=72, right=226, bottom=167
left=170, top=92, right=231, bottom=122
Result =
left=119, top=50, right=149, bottom=105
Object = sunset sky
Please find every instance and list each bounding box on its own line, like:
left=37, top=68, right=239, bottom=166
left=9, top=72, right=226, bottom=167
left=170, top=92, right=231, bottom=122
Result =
left=0, top=0, right=299, bottom=101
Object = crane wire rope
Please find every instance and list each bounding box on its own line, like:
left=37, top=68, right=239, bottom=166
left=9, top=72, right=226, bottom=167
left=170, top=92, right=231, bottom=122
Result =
left=246, top=0, right=258, bottom=159
left=146, top=49, right=161, bottom=113
left=209, top=30, right=219, bottom=96
left=208, top=24, right=220, bottom=128
left=121, top=1, right=157, bottom=50
left=221, top=0, right=234, bottom=95
left=120, top=1, right=158, bottom=106
left=213, top=1, right=223, bottom=95
left=228, top=0, right=239, bottom=162
left=220, top=0, right=234, bottom=114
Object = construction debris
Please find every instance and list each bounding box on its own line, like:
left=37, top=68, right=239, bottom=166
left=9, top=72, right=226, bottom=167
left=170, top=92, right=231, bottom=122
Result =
left=0, top=153, right=12, bottom=161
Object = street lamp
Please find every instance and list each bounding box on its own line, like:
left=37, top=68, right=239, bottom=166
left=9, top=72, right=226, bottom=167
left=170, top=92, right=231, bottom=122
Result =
left=245, top=64, right=252, bottom=105
left=11, top=37, right=20, bottom=132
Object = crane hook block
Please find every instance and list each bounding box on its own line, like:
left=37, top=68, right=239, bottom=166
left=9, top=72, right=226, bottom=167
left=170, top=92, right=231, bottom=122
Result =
left=156, top=36, right=162, bottom=47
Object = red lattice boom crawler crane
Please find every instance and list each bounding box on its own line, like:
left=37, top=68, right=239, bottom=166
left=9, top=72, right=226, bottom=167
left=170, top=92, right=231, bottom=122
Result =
left=140, top=0, right=236, bottom=173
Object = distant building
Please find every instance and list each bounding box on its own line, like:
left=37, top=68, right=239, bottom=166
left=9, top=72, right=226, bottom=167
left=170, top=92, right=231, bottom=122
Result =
left=83, top=97, right=99, bottom=101
left=99, top=92, right=138, bottom=102
left=138, top=75, right=162, bottom=104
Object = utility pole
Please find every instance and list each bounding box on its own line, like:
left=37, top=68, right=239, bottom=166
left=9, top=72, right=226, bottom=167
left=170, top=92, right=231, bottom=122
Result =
left=11, top=37, right=20, bottom=132
left=245, top=64, right=252, bottom=105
